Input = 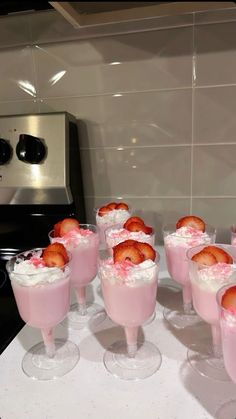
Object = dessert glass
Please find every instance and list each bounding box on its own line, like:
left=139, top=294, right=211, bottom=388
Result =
left=105, top=224, right=156, bottom=326
left=163, top=223, right=216, bottom=329
left=105, top=224, right=155, bottom=250
left=94, top=206, right=132, bottom=247
left=214, top=283, right=236, bottom=418
left=49, top=224, right=106, bottom=330
left=6, top=248, right=79, bottom=380
left=230, top=224, right=236, bottom=245
left=98, top=249, right=162, bottom=380
left=186, top=244, right=236, bottom=381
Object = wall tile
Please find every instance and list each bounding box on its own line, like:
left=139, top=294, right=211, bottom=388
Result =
left=192, top=198, right=236, bottom=243
left=0, top=14, right=30, bottom=48
left=0, top=100, right=38, bottom=116
left=0, top=46, right=36, bottom=101
left=30, top=10, right=193, bottom=45
left=195, top=22, right=236, bottom=86
left=85, top=196, right=190, bottom=244
left=194, top=86, right=236, bottom=144
left=39, top=88, right=192, bottom=147
left=33, top=26, right=193, bottom=97
left=192, top=145, right=236, bottom=196
left=80, top=146, right=191, bottom=197
left=195, top=7, right=236, bottom=25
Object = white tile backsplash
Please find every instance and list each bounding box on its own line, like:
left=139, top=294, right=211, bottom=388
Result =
left=0, top=8, right=236, bottom=233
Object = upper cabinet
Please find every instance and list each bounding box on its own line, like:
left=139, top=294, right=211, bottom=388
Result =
left=49, top=1, right=236, bottom=28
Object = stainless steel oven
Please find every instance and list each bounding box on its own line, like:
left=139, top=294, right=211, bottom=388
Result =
left=0, top=111, right=86, bottom=353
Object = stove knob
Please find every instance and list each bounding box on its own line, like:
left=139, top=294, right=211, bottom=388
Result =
left=0, top=138, right=13, bottom=165
left=16, top=134, right=46, bottom=164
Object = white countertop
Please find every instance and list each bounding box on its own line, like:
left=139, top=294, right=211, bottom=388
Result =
left=1, top=247, right=236, bottom=419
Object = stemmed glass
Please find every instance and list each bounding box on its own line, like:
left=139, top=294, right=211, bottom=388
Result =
left=215, top=282, right=236, bottom=417
left=186, top=244, right=236, bottom=381
left=163, top=223, right=216, bottom=329
left=104, top=224, right=156, bottom=326
left=230, top=224, right=236, bottom=245
left=49, top=224, right=106, bottom=330
left=98, top=249, right=162, bottom=380
left=94, top=205, right=132, bottom=248
left=6, top=248, right=79, bottom=380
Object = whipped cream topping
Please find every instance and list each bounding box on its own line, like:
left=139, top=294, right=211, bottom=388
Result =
left=96, top=209, right=130, bottom=226
left=106, top=227, right=154, bottom=248
left=165, top=226, right=211, bottom=248
left=10, top=250, right=69, bottom=286
left=52, top=227, right=96, bottom=251
left=99, top=258, right=157, bottom=287
left=194, top=263, right=235, bottom=292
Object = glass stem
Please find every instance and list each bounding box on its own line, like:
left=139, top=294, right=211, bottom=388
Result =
left=41, top=328, right=55, bottom=358
left=211, top=324, right=222, bottom=358
left=76, top=286, right=87, bottom=316
left=183, top=284, right=192, bottom=314
left=125, top=326, right=138, bottom=358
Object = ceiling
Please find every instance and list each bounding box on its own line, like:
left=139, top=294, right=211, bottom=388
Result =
left=0, top=1, right=53, bottom=15
left=0, top=1, right=166, bottom=16
left=0, top=1, right=236, bottom=27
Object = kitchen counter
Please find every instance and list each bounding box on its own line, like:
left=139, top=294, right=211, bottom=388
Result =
left=1, top=247, right=235, bottom=419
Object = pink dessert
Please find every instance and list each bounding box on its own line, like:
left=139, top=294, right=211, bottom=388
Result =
left=96, top=202, right=131, bottom=244
left=218, top=285, right=236, bottom=382
left=9, top=249, right=70, bottom=331
left=99, top=241, right=158, bottom=345
left=50, top=225, right=99, bottom=304
left=164, top=224, right=214, bottom=305
left=190, top=263, right=234, bottom=326
left=105, top=226, right=155, bottom=249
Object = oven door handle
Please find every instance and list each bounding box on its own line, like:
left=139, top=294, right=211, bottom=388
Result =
left=0, top=269, right=7, bottom=288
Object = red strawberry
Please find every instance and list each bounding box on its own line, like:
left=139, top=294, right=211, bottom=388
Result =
left=54, top=221, right=62, bottom=238
left=124, top=216, right=145, bottom=229
left=204, top=246, right=232, bottom=264
left=176, top=215, right=205, bottom=232
left=44, top=243, right=69, bottom=263
left=134, top=242, right=156, bottom=261
left=98, top=206, right=111, bottom=217
left=191, top=250, right=217, bottom=266
left=43, top=250, right=66, bottom=268
left=113, top=244, right=144, bottom=265
left=221, top=286, right=236, bottom=310
left=113, top=240, right=136, bottom=250
left=59, top=218, right=80, bottom=237
left=142, top=225, right=153, bottom=235
left=116, top=202, right=129, bottom=210
left=107, top=202, right=117, bottom=210
left=126, top=222, right=153, bottom=235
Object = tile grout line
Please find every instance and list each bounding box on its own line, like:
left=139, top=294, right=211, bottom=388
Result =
left=85, top=195, right=236, bottom=199
left=190, top=13, right=195, bottom=214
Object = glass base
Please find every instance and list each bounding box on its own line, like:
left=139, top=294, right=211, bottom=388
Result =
left=22, top=339, right=79, bottom=380
left=187, top=342, right=230, bottom=381
left=103, top=340, right=162, bottom=381
left=61, top=302, right=106, bottom=330
left=215, top=400, right=236, bottom=419
left=163, top=305, right=201, bottom=330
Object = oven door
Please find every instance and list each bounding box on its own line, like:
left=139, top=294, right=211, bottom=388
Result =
left=0, top=250, right=24, bottom=354
left=0, top=203, right=75, bottom=353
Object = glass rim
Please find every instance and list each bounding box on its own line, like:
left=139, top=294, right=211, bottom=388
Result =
left=48, top=223, right=98, bottom=237
left=163, top=223, right=216, bottom=240
left=94, top=205, right=131, bottom=213
left=216, top=281, right=236, bottom=314
left=186, top=242, right=235, bottom=262
left=6, top=247, right=71, bottom=277
left=104, top=223, right=155, bottom=237
left=99, top=249, right=160, bottom=269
